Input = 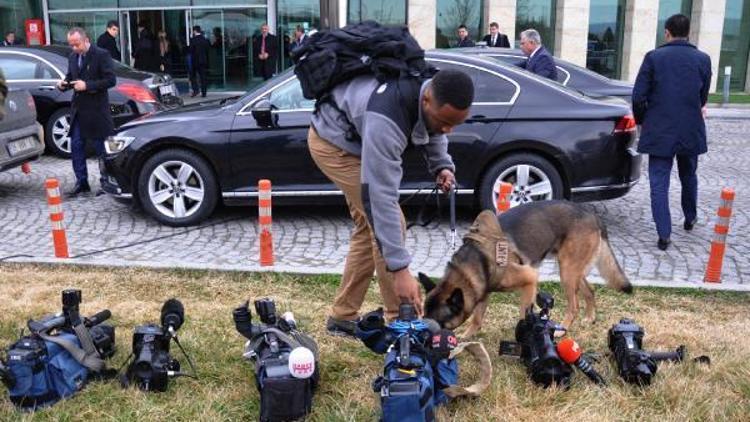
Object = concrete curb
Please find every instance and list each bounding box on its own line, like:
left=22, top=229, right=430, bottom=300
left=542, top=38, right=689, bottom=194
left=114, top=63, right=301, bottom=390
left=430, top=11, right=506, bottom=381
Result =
left=4, top=256, right=750, bottom=293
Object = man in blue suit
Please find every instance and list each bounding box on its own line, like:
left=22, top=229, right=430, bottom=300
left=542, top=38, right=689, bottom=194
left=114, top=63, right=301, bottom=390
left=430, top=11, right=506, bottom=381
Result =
left=57, top=27, right=116, bottom=197
left=518, top=29, right=557, bottom=81
left=632, top=14, right=712, bottom=251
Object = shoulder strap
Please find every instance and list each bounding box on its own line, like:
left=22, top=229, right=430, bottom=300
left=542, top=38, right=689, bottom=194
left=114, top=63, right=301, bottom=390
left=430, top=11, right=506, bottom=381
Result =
left=37, top=329, right=105, bottom=372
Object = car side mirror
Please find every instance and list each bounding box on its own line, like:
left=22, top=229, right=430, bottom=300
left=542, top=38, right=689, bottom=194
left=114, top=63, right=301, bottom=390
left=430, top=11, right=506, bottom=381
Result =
left=251, top=99, right=277, bottom=128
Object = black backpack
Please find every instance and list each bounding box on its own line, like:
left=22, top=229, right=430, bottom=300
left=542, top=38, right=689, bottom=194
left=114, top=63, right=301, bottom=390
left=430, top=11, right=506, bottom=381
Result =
left=291, top=21, right=437, bottom=142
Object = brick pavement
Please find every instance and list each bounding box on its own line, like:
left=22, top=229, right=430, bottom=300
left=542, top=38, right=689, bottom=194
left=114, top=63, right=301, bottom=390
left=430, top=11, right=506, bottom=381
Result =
left=0, top=119, right=748, bottom=291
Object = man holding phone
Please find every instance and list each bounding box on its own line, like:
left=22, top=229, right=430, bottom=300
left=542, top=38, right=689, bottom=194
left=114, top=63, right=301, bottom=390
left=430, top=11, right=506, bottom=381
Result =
left=57, top=27, right=116, bottom=197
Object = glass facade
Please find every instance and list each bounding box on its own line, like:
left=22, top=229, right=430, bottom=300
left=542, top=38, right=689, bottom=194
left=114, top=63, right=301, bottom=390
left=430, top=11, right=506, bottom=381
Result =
left=435, top=0, right=484, bottom=48
left=718, top=0, right=750, bottom=91
left=656, top=0, right=692, bottom=47
left=278, top=0, right=320, bottom=71
left=587, top=0, right=625, bottom=79
left=0, top=0, right=43, bottom=44
left=515, top=0, right=556, bottom=53
left=348, top=0, right=407, bottom=26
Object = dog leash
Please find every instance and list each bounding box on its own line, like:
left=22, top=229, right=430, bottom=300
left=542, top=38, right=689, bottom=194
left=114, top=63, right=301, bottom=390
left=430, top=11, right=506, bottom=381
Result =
left=449, top=184, right=457, bottom=252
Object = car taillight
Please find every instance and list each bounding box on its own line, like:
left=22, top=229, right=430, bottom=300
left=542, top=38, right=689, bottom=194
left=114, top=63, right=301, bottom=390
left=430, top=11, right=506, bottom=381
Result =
left=614, top=114, right=636, bottom=133
left=116, top=83, right=157, bottom=103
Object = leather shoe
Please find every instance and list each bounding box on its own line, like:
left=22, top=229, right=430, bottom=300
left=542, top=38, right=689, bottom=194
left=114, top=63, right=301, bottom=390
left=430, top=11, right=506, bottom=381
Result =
left=190, top=92, right=198, bottom=98
left=66, top=181, right=91, bottom=197
left=684, top=219, right=696, bottom=231
left=95, top=189, right=106, bottom=197
left=657, top=238, right=671, bottom=251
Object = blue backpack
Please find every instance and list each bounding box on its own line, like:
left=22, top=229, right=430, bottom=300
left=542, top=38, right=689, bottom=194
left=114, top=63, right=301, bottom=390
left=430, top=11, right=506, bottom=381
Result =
left=356, top=306, right=459, bottom=422
left=4, top=332, right=89, bottom=410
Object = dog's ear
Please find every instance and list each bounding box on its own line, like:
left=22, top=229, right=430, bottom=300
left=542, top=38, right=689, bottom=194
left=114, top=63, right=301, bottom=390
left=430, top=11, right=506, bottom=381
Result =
left=418, top=272, right=436, bottom=293
left=448, top=289, right=464, bottom=314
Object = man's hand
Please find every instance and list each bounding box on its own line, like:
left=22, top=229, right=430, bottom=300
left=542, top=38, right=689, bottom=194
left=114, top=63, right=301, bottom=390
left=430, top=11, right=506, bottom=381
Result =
left=702, top=106, right=708, bottom=119
left=72, top=80, right=87, bottom=92
left=393, top=268, right=423, bottom=316
left=436, top=169, right=456, bottom=193
left=56, top=80, right=67, bottom=90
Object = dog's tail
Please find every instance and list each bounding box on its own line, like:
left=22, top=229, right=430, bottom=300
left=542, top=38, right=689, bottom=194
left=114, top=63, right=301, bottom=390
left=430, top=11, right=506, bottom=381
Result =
left=597, top=227, right=633, bottom=294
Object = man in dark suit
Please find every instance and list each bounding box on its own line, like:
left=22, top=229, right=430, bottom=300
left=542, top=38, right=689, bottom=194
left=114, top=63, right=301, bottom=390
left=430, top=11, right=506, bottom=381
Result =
left=2, top=30, right=20, bottom=46
left=253, top=23, right=278, bottom=80
left=632, top=14, right=712, bottom=251
left=482, top=22, right=510, bottom=48
left=189, top=25, right=210, bottom=97
left=56, top=27, right=116, bottom=197
left=96, top=20, right=121, bottom=61
left=290, top=25, right=306, bottom=52
left=518, top=28, right=557, bottom=80
left=455, top=25, right=475, bottom=48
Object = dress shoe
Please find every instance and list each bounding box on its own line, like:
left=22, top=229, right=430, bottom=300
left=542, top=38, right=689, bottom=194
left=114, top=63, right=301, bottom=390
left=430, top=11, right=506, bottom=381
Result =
left=66, top=181, right=91, bottom=197
left=657, top=238, right=671, bottom=251
left=201, top=93, right=207, bottom=98
left=684, top=219, right=697, bottom=231
left=190, top=92, right=198, bottom=98
left=95, top=189, right=106, bottom=197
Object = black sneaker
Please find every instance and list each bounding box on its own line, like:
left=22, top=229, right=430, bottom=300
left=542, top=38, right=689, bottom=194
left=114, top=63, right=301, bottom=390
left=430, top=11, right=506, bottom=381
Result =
left=326, top=316, right=359, bottom=338
left=684, top=219, right=696, bottom=231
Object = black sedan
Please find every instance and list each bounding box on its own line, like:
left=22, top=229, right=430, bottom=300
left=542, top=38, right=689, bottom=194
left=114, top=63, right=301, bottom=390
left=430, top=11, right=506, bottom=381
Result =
left=0, top=46, right=182, bottom=157
left=453, top=47, right=634, bottom=102
left=102, top=50, right=641, bottom=226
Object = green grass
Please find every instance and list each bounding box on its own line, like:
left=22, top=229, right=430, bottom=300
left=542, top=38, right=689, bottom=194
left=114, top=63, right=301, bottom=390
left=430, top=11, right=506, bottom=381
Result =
left=708, top=92, right=750, bottom=104
left=0, top=264, right=749, bottom=421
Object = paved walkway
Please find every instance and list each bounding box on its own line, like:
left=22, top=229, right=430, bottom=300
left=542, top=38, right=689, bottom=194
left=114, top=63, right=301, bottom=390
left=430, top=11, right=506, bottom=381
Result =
left=0, top=119, right=748, bottom=291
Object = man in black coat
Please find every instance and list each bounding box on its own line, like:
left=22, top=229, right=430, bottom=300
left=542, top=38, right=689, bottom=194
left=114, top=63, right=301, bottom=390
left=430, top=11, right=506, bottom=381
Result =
left=56, top=27, right=116, bottom=196
left=253, top=23, right=278, bottom=80
left=632, top=14, right=712, bottom=250
left=455, top=25, right=475, bottom=48
left=96, top=20, right=121, bottom=61
left=189, top=25, right=210, bottom=97
left=482, top=22, right=510, bottom=48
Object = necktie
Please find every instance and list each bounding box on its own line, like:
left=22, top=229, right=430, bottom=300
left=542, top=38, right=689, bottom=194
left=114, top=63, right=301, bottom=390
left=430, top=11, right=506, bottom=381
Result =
left=261, top=35, right=266, bottom=56
left=78, top=54, right=83, bottom=68
left=492, top=35, right=496, bottom=46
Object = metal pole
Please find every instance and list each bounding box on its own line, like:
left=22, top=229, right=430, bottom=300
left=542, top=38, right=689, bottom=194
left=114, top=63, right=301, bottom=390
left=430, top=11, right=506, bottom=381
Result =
left=723, top=66, right=731, bottom=105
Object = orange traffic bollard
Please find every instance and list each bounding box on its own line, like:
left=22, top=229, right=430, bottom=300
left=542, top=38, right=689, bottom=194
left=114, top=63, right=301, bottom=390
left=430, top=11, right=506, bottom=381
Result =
left=45, top=178, right=69, bottom=258
left=704, top=188, right=735, bottom=283
left=496, top=182, right=513, bottom=214
left=258, top=179, right=274, bottom=266
left=21, top=162, right=31, bottom=174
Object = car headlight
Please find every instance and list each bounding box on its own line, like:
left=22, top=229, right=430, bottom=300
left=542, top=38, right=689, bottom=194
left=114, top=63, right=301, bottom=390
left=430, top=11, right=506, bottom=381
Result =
left=105, top=135, right=136, bottom=154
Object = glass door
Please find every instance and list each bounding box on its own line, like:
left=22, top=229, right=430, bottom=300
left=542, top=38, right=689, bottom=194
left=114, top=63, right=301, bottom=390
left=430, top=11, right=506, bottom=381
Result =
left=277, top=0, right=321, bottom=72
left=191, top=8, right=267, bottom=91
left=119, top=11, right=132, bottom=65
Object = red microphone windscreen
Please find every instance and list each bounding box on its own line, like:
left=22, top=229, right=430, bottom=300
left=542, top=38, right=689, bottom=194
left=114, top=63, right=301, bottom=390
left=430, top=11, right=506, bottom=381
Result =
left=556, top=338, right=582, bottom=364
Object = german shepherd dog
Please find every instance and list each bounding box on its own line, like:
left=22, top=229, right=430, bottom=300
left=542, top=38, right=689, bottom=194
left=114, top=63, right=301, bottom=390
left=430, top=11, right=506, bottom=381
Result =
left=420, top=201, right=632, bottom=338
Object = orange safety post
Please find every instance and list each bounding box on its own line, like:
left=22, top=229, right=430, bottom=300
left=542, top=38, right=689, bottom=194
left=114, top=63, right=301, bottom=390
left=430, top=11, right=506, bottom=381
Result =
left=496, top=182, right=513, bottom=214
left=704, top=188, right=735, bottom=283
left=21, top=162, right=31, bottom=174
left=258, top=179, right=274, bottom=266
left=45, top=178, right=69, bottom=258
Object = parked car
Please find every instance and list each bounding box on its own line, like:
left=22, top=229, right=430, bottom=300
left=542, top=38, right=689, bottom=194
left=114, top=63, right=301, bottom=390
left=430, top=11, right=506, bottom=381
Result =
left=0, top=46, right=183, bottom=157
left=102, top=51, right=641, bottom=226
left=0, top=88, right=44, bottom=172
left=454, top=46, right=633, bottom=102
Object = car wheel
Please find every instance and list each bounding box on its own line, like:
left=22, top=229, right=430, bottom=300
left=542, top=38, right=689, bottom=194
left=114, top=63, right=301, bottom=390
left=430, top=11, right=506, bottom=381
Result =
left=137, top=149, right=218, bottom=226
left=45, top=108, right=72, bottom=157
left=479, top=153, right=564, bottom=212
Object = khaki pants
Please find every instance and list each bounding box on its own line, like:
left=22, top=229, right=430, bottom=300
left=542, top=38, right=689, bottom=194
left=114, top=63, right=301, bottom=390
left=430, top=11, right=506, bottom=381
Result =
left=307, top=127, right=403, bottom=320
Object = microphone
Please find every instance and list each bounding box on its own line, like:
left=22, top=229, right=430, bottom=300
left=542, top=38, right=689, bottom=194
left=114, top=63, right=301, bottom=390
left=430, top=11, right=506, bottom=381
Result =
left=85, top=309, right=112, bottom=327
left=161, top=298, right=185, bottom=334
left=556, top=338, right=606, bottom=386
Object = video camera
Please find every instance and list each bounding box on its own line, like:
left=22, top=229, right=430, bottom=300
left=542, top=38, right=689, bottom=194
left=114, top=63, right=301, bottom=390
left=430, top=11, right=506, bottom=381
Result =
left=500, top=292, right=573, bottom=388
left=121, top=298, right=196, bottom=392
left=608, top=318, right=690, bottom=386
left=0, top=289, right=115, bottom=410
left=233, top=298, right=319, bottom=422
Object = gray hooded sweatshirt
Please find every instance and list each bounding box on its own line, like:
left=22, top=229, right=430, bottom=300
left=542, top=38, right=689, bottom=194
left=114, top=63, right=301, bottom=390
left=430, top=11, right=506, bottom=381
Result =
left=311, top=75, right=455, bottom=272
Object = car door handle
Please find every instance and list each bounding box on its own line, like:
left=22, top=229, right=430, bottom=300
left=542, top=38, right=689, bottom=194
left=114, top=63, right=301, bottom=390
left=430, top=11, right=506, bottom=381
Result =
left=467, top=115, right=489, bottom=123
left=38, top=85, right=57, bottom=91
